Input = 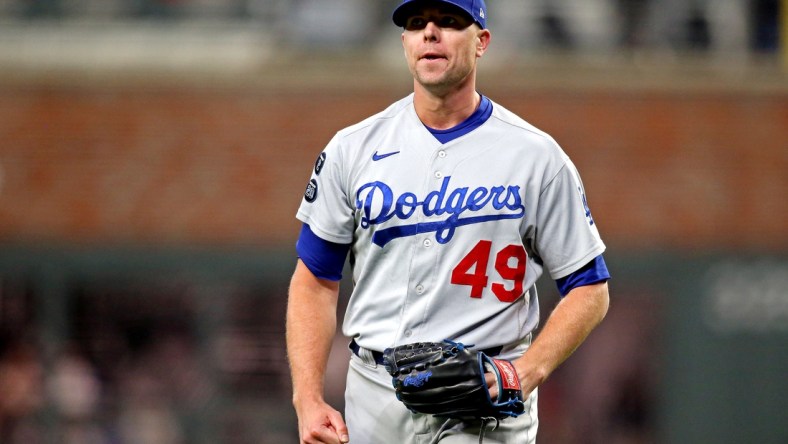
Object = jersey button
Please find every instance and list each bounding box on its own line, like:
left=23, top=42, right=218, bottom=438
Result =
left=415, top=285, right=424, bottom=294
left=434, top=171, right=443, bottom=179
left=423, top=239, right=432, bottom=247
left=404, top=330, right=413, bottom=338
left=438, top=151, right=447, bottom=158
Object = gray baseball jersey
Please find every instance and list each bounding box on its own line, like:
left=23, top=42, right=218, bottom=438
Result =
left=296, top=94, right=605, bottom=353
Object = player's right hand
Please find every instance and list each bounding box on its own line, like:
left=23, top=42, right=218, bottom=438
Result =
left=295, top=399, right=349, bottom=443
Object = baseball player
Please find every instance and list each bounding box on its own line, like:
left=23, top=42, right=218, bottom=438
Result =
left=286, top=0, right=610, bottom=443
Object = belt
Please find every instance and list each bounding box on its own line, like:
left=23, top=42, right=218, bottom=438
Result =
left=349, top=339, right=503, bottom=366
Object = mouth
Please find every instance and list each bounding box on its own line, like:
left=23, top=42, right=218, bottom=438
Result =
left=420, top=52, right=446, bottom=61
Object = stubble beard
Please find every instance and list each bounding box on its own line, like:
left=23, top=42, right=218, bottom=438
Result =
left=411, top=61, right=474, bottom=97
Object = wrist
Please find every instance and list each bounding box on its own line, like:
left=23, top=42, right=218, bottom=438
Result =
left=514, top=359, right=550, bottom=395
left=292, top=390, right=325, bottom=410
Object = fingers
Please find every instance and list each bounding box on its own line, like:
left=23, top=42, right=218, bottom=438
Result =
left=328, top=410, right=350, bottom=443
left=298, top=405, right=349, bottom=444
left=485, top=372, right=499, bottom=400
left=301, top=423, right=346, bottom=444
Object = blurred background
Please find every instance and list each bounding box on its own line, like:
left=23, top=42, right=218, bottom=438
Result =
left=0, top=0, right=786, bottom=443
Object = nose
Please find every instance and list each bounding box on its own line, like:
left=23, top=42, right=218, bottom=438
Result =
left=423, top=21, right=440, bottom=41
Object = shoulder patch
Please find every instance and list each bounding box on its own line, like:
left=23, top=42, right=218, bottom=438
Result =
left=304, top=179, right=318, bottom=203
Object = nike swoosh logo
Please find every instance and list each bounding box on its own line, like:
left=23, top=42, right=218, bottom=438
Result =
left=372, top=150, right=400, bottom=161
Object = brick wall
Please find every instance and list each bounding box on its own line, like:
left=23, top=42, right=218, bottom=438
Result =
left=1, top=83, right=785, bottom=252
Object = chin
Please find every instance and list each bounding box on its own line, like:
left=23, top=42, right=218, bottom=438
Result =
left=415, top=70, right=450, bottom=86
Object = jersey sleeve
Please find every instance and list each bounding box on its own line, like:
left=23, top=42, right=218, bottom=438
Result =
left=555, top=254, right=610, bottom=296
left=296, top=223, right=351, bottom=281
left=534, top=158, right=606, bottom=280
left=295, top=134, right=355, bottom=244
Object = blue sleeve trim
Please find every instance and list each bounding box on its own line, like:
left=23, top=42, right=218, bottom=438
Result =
left=555, top=255, right=611, bottom=297
left=295, top=224, right=350, bottom=281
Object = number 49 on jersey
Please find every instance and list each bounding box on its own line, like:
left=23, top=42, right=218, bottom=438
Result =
left=450, top=240, right=527, bottom=303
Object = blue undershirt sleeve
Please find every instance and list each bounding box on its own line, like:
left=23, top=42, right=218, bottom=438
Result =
left=295, top=223, right=351, bottom=281
left=555, top=255, right=611, bottom=297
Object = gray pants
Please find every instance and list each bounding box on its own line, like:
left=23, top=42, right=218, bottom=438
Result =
left=344, top=346, right=539, bottom=443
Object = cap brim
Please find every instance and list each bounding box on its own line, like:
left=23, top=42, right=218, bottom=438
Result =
left=392, top=0, right=475, bottom=28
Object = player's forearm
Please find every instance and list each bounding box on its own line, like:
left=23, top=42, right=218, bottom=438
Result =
left=515, top=281, right=609, bottom=394
left=286, top=260, right=341, bottom=407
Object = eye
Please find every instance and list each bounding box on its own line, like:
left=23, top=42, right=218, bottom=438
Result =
left=405, top=16, right=427, bottom=30
left=437, top=16, right=459, bottom=28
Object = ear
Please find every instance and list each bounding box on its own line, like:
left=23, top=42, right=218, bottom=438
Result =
left=476, top=29, right=491, bottom=57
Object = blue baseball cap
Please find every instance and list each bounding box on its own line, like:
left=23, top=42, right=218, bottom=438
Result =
left=393, top=0, right=487, bottom=29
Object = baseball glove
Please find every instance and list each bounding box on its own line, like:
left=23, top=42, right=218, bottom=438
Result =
left=382, top=340, right=525, bottom=420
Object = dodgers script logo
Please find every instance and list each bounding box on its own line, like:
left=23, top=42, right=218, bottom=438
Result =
left=356, top=176, right=525, bottom=247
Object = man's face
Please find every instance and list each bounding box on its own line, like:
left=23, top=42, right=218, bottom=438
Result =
left=400, top=4, right=490, bottom=95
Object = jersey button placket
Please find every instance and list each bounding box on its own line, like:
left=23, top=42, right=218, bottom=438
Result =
left=434, top=150, right=447, bottom=179
left=400, top=150, right=446, bottom=343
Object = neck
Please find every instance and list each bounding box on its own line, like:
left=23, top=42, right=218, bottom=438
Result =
left=413, top=76, right=480, bottom=130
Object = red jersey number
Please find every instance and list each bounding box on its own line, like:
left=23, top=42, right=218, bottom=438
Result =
left=450, top=240, right=527, bottom=303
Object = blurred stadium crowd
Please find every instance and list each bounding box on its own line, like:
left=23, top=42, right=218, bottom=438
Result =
left=1, top=274, right=293, bottom=443
left=0, top=0, right=781, bottom=55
